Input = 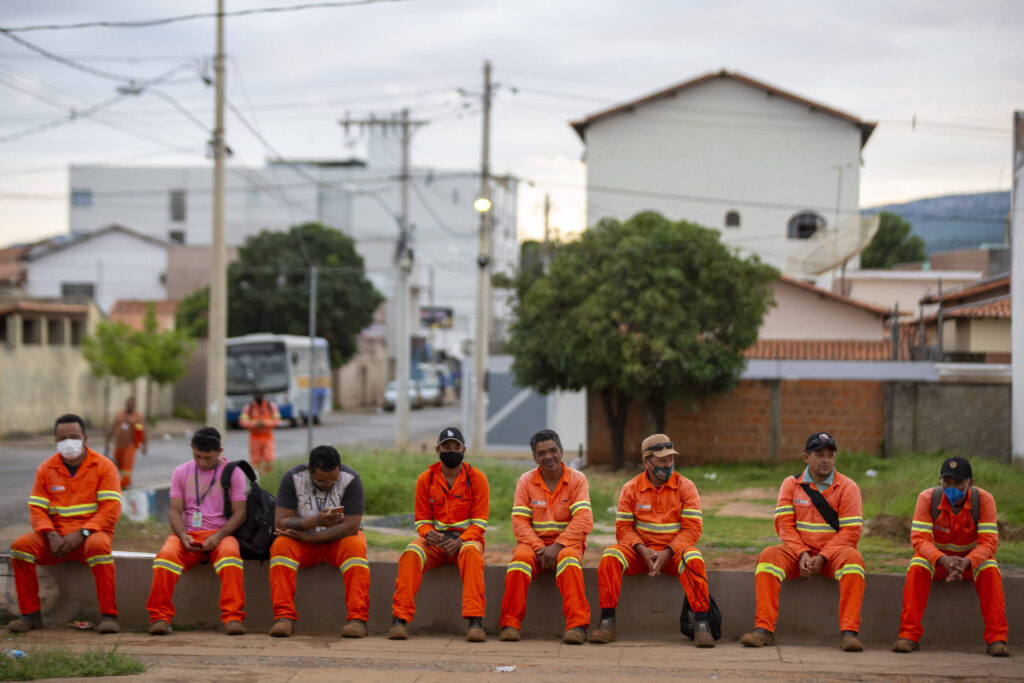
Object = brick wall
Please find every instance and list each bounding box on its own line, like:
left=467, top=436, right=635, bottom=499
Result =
left=587, top=379, right=886, bottom=466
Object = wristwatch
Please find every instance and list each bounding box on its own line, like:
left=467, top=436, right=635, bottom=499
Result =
left=80, top=529, right=91, bottom=538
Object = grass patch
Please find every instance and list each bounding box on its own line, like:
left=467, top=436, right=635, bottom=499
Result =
left=0, top=646, right=144, bottom=680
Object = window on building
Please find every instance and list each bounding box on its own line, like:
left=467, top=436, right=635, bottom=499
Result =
left=725, top=210, right=741, bottom=228
left=787, top=211, right=825, bottom=239
left=168, top=229, right=186, bottom=244
left=61, top=282, right=95, bottom=299
left=70, top=320, right=84, bottom=346
left=70, top=190, right=93, bottom=207
left=47, top=319, right=65, bottom=346
left=169, top=189, right=186, bottom=222
left=22, top=318, right=40, bottom=345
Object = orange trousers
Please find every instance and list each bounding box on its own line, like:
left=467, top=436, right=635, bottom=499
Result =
left=114, top=445, right=137, bottom=488
left=598, top=543, right=709, bottom=612
left=145, top=529, right=245, bottom=624
left=10, top=530, right=117, bottom=616
left=249, top=435, right=274, bottom=470
left=898, top=555, right=1007, bottom=644
left=392, top=537, right=485, bottom=622
left=753, top=543, right=865, bottom=633
left=499, top=542, right=589, bottom=630
left=269, top=532, right=369, bottom=622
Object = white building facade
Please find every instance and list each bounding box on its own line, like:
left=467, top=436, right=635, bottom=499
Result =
left=570, top=70, right=875, bottom=275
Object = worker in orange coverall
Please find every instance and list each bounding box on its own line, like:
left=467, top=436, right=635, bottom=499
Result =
left=498, top=429, right=593, bottom=644
left=740, top=431, right=866, bottom=652
left=892, top=456, right=1008, bottom=657
left=388, top=427, right=489, bottom=642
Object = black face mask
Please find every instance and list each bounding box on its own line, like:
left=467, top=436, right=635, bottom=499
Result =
left=439, top=450, right=464, bottom=468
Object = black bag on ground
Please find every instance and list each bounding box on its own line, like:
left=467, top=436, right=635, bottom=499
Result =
left=679, top=594, right=723, bottom=641
left=220, top=460, right=277, bottom=560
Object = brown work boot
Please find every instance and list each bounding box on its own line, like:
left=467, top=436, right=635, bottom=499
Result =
left=6, top=612, right=43, bottom=633
left=892, top=638, right=919, bottom=653
left=388, top=618, right=408, bottom=640
left=269, top=617, right=294, bottom=638
left=225, top=620, right=245, bottom=636
left=148, top=619, right=170, bottom=636
left=693, top=620, right=715, bottom=648
left=466, top=617, right=486, bottom=642
left=840, top=631, right=863, bottom=652
left=740, top=628, right=775, bottom=647
left=562, top=626, right=587, bottom=644
left=589, top=617, right=616, bottom=644
left=988, top=641, right=1010, bottom=657
left=341, top=619, right=368, bottom=638
left=97, top=615, right=119, bottom=634
left=498, top=626, right=520, bottom=642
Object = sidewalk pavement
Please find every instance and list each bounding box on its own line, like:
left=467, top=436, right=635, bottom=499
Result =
left=4, top=629, right=1018, bottom=682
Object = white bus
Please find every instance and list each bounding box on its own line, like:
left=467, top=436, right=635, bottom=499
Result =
left=225, top=333, right=332, bottom=427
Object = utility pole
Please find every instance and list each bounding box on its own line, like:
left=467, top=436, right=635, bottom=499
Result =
left=543, top=193, right=551, bottom=269
left=205, top=0, right=227, bottom=432
left=471, top=60, right=493, bottom=455
left=1011, top=111, right=1023, bottom=463
left=307, top=265, right=317, bottom=455
left=338, top=109, right=426, bottom=449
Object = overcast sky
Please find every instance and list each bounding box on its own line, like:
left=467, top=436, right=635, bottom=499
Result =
left=1, top=0, right=1021, bottom=248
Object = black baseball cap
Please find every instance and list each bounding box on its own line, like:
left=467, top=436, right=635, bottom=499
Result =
left=940, top=456, right=972, bottom=482
left=437, top=427, right=465, bottom=447
left=805, top=431, right=838, bottom=452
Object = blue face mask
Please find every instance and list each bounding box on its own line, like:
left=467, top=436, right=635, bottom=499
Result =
left=653, top=465, right=674, bottom=481
left=943, top=486, right=966, bottom=505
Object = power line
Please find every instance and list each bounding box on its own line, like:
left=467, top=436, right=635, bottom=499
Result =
left=0, top=0, right=420, bottom=33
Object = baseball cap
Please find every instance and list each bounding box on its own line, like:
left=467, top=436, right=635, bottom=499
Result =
left=437, top=427, right=464, bottom=447
left=641, top=433, right=678, bottom=458
left=805, top=432, right=838, bottom=452
left=940, top=456, right=972, bottom=482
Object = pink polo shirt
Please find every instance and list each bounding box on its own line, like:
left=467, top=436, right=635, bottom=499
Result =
left=170, top=458, right=247, bottom=531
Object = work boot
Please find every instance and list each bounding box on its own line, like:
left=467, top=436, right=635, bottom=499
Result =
left=341, top=619, right=368, bottom=638
left=562, top=626, right=587, bottom=644
left=6, top=612, right=43, bottom=633
left=388, top=617, right=408, bottom=640
left=498, top=626, right=520, bottom=642
left=988, top=641, right=1010, bottom=657
left=740, top=628, right=775, bottom=647
left=466, top=617, right=486, bottom=642
left=269, top=617, right=294, bottom=638
left=891, top=638, right=919, bottom=653
left=840, top=631, right=863, bottom=652
left=97, top=615, right=120, bottom=634
left=589, top=616, right=616, bottom=644
left=148, top=620, right=170, bottom=636
left=693, top=620, right=715, bottom=648
left=225, top=620, right=245, bottom=636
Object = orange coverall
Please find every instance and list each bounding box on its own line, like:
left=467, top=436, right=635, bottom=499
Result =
left=10, top=449, right=122, bottom=616
left=392, top=462, right=489, bottom=622
left=753, top=469, right=865, bottom=633
left=597, top=471, right=709, bottom=613
left=269, top=532, right=370, bottom=623
left=239, top=400, right=280, bottom=468
left=146, top=529, right=245, bottom=625
left=898, top=486, right=1007, bottom=644
left=499, top=465, right=593, bottom=631
left=109, top=409, right=144, bottom=488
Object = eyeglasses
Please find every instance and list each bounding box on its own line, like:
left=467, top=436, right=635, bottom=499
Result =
left=645, top=442, right=674, bottom=452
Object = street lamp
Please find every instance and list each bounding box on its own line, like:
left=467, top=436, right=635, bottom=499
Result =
left=474, top=197, right=492, bottom=213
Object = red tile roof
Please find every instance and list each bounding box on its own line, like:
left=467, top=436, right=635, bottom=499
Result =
left=745, top=339, right=909, bottom=361
left=920, top=275, right=1009, bottom=305
left=0, top=262, right=26, bottom=286
left=0, top=300, right=89, bottom=316
left=942, top=296, right=1011, bottom=320
left=109, top=299, right=178, bottom=332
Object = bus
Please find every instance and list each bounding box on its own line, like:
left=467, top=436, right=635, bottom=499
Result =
left=225, top=333, right=332, bottom=427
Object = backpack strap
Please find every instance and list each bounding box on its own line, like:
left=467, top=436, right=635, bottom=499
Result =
left=931, top=485, right=980, bottom=525
left=795, top=472, right=840, bottom=532
left=221, top=460, right=259, bottom=511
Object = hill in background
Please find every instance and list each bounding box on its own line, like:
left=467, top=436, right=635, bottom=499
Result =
left=865, top=191, right=1009, bottom=256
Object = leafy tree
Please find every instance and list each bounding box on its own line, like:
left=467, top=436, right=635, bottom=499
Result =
left=176, top=222, right=383, bottom=368
left=176, top=286, right=209, bottom=338
left=137, top=302, right=195, bottom=421
left=82, top=320, right=147, bottom=430
left=860, top=211, right=926, bottom=268
left=507, top=211, right=778, bottom=469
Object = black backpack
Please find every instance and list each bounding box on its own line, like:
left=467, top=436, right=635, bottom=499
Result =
left=220, top=460, right=277, bottom=560
left=679, top=594, right=723, bottom=641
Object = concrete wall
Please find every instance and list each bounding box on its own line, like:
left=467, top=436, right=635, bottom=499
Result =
left=840, top=270, right=980, bottom=314
left=966, top=319, right=1012, bottom=353
left=6, top=557, right=1020, bottom=647
left=333, top=336, right=389, bottom=410
left=759, top=280, right=886, bottom=341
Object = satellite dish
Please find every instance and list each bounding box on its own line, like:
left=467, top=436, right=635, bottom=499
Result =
left=785, top=213, right=881, bottom=276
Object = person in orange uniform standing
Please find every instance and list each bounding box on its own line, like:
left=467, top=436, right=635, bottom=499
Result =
left=590, top=433, right=714, bottom=647
left=740, top=432, right=865, bottom=652
left=145, top=427, right=248, bottom=636
left=498, top=429, right=593, bottom=644
left=239, top=391, right=281, bottom=475
left=7, top=414, right=122, bottom=634
left=269, top=446, right=369, bottom=638
left=105, top=396, right=146, bottom=489
left=389, top=427, right=489, bottom=642
left=892, top=456, right=1009, bottom=657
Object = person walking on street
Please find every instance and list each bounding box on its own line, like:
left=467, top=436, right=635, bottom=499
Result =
left=239, top=391, right=281, bottom=476
left=105, top=396, right=146, bottom=488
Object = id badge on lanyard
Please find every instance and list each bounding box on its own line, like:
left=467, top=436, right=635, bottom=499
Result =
left=192, top=511, right=203, bottom=527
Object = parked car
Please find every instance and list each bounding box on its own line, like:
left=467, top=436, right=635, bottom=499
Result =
left=418, top=375, right=444, bottom=407
left=382, top=380, right=422, bottom=411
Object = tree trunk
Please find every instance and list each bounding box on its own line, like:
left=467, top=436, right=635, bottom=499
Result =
left=649, top=393, right=666, bottom=434
left=145, top=377, right=153, bottom=425
left=601, top=387, right=632, bottom=470
left=101, top=379, right=110, bottom=457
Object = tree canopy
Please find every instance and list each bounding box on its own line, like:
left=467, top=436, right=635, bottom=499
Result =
left=506, top=211, right=778, bottom=468
left=860, top=211, right=926, bottom=269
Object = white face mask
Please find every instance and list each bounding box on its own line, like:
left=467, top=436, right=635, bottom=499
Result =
left=56, top=438, right=84, bottom=461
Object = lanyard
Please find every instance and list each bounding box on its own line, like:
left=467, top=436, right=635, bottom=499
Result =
left=194, top=462, right=220, bottom=506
